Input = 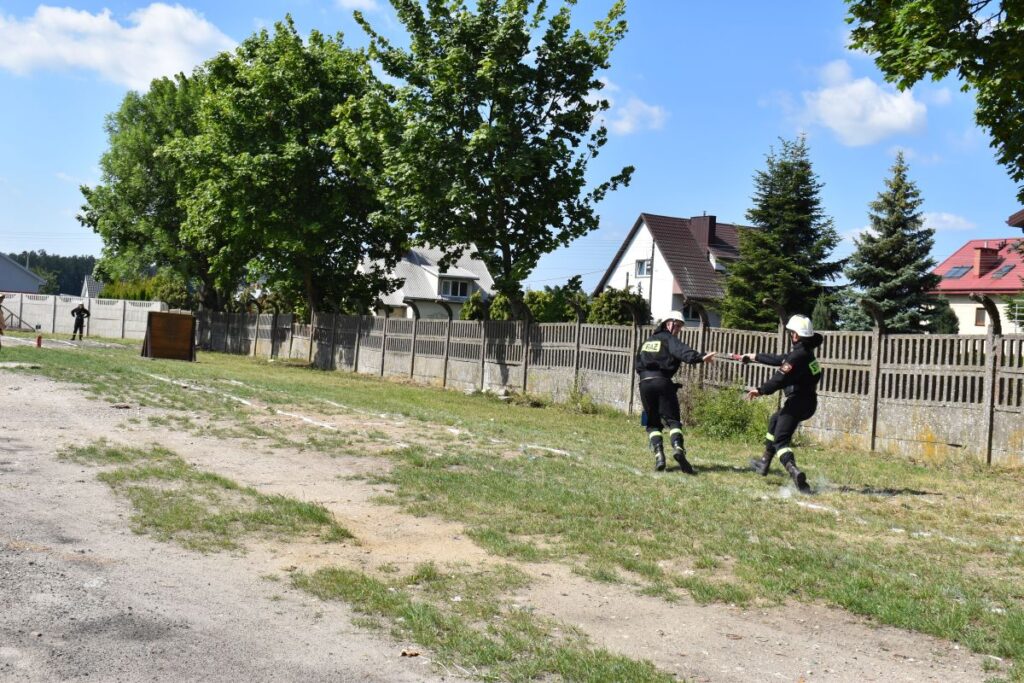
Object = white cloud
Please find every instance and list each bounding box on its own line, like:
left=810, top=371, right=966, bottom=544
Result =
left=0, top=4, right=234, bottom=89
left=802, top=59, right=926, bottom=146
left=336, top=0, right=381, bottom=10
left=608, top=97, right=668, bottom=135
left=923, top=212, right=976, bottom=232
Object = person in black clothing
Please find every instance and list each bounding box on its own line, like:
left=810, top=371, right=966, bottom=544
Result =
left=71, top=301, right=90, bottom=341
left=635, top=310, right=716, bottom=473
left=740, top=314, right=823, bottom=493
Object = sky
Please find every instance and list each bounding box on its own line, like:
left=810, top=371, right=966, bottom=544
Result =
left=1, top=0, right=1022, bottom=293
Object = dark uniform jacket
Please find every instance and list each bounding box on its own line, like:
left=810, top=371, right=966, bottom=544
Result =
left=755, top=333, right=823, bottom=398
left=71, top=306, right=90, bottom=322
left=634, top=329, right=705, bottom=380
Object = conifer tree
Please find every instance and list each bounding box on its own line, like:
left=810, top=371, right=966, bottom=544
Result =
left=843, top=152, right=946, bottom=332
left=720, top=137, right=842, bottom=330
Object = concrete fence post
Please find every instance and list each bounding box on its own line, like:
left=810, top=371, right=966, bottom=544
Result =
left=328, top=313, right=338, bottom=371
left=308, top=312, right=316, bottom=364
left=861, top=298, right=886, bottom=453
left=971, top=293, right=1003, bottom=465
left=51, top=296, right=57, bottom=334
left=408, top=304, right=421, bottom=379
left=380, top=313, right=389, bottom=377
left=479, top=320, right=487, bottom=391
left=352, top=315, right=363, bottom=373
left=521, top=319, right=531, bottom=394
left=252, top=311, right=260, bottom=357
left=440, top=305, right=453, bottom=388
left=120, top=300, right=127, bottom=339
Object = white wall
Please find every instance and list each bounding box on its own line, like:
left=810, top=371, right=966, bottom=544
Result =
left=947, top=294, right=1023, bottom=334
left=0, top=292, right=166, bottom=338
left=602, top=219, right=678, bottom=322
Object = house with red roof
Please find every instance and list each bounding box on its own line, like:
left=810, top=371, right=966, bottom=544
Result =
left=931, top=237, right=1024, bottom=334
left=593, top=213, right=752, bottom=326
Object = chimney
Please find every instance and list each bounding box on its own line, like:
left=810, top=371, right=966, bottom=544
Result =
left=974, top=245, right=1000, bottom=276
left=690, top=215, right=717, bottom=249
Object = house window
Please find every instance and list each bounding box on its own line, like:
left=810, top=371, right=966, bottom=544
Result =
left=944, top=265, right=972, bottom=279
left=991, top=264, right=1016, bottom=279
left=440, top=279, right=469, bottom=298
left=682, top=305, right=700, bottom=321
left=975, top=307, right=986, bottom=327
left=635, top=259, right=652, bottom=277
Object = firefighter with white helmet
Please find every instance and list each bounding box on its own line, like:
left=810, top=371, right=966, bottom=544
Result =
left=739, top=314, right=823, bottom=493
left=634, top=310, right=716, bottom=473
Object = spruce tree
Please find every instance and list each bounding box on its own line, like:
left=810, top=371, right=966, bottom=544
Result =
left=844, top=152, right=943, bottom=332
left=720, top=137, right=841, bottom=330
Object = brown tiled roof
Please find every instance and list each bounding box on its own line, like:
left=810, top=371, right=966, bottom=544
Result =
left=593, top=213, right=753, bottom=302
left=1008, top=208, right=1024, bottom=229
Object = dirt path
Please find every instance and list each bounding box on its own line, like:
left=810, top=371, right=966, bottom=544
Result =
left=0, top=369, right=993, bottom=681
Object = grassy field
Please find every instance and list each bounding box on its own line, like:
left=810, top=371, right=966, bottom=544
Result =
left=4, top=335, right=1023, bottom=680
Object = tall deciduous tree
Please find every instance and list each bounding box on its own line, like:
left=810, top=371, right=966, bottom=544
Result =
left=78, top=74, right=229, bottom=309
left=846, top=0, right=1024, bottom=205
left=844, top=153, right=951, bottom=332
left=720, top=137, right=842, bottom=330
left=166, top=18, right=407, bottom=314
left=356, top=0, right=633, bottom=305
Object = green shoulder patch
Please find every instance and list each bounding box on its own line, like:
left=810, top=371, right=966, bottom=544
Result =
left=809, top=359, right=821, bottom=375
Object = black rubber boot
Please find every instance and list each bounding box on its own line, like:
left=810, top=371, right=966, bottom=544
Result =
left=749, top=450, right=774, bottom=476
left=780, top=453, right=810, bottom=493
left=654, top=447, right=666, bottom=472
left=673, top=448, right=695, bottom=475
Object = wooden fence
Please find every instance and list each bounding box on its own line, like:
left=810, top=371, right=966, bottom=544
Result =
left=195, top=308, right=1024, bottom=466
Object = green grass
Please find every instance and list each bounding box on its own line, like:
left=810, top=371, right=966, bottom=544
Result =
left=7, top=339, right=1024, bottom=679
left=62, top=440, right=352, bottom=552
left=294, top=562, right=671, bottom=682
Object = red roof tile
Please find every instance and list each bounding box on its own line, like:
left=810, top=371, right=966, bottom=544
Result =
left=931, top=238, right=1024, bottom=295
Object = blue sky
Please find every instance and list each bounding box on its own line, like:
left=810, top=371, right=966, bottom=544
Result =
left=1, top=0, right=1021, bottom=292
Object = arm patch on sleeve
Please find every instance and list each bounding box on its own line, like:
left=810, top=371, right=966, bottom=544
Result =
left=781, top=361, right=794, bottom=374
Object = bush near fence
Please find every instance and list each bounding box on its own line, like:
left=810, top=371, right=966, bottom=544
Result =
left=194, top=311, right=1024, bottom=466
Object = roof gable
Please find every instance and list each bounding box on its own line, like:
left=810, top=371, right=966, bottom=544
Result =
left=593, top=212, right=752, bottom=301
left=378, top=244, right=495, bottom=306
left=0, top=253, right=46, bottom=285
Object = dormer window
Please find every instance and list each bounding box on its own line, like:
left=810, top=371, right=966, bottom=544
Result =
left=635, top=259, right=652, bottom=277
left=440, top=279, right=469, bottom=298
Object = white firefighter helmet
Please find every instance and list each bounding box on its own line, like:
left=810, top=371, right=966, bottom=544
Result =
left=785, top=314, right=814, bottom=337
left=663, top=310, right=685, bottom=324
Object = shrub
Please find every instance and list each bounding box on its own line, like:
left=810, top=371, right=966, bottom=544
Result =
left=687, top=384, right=774, bottom=442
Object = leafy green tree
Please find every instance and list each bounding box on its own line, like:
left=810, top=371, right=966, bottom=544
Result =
left=32, top=268, right=60, bottom=295
left=587, top=287, right=651, bottom=326
left=844, top=153, right=946, bottom=332
left=931, top=297, right=960, bottom=334
left=811, top=292, right=837, bottom=331
left=488, top=293, right=514, bottom=321
left=524, top=275, right=589, bottom=322
left=79, top=73, right=229, bottom=310
left=166, top=18, right=406, bottom=315
left=356, top=0, right=633, bottom=301
left=720, top=136, right=842, bottom=330
left=846, top=0, right=1024, bottom=205
left=7, top=251, right=96, bottom=295
left=459, top=290, right=489, bottom=321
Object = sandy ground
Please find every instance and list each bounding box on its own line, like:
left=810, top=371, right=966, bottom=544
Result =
left=0, top=353, right=996, bottom=682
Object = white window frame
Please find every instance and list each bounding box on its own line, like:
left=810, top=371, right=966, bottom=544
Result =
left=440, top=279, right=470, bottom=299
left=635, top=259, right=652, bottom=277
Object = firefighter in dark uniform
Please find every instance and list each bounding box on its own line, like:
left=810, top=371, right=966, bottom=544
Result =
left=71, top=301, right=90, bottom=341
left=740, top=314, right=823, bottom=493
left=635, top=311, right=716, bottom=473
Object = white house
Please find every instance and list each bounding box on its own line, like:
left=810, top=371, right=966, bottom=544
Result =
left=592, top=213, right=751, bottom=325
left=0, top=253, right=45, bottom=294
left=931, top=235, right=1024, bottom=334
left=371, top=245, right=495, bottom=319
